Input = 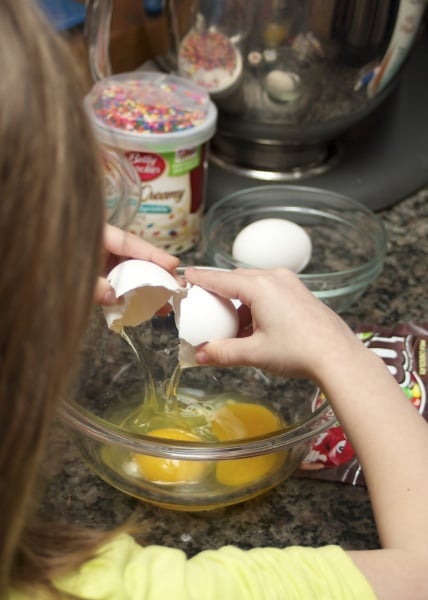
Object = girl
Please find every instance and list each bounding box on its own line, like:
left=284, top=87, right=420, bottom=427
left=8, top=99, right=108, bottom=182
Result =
left=2, top=1, right=428, bottom=598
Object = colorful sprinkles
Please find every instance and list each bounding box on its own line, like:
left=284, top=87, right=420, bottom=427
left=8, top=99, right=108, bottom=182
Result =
left=179, top=29, right=238, bottom=75
left=90, top=78, right=209, bottom=135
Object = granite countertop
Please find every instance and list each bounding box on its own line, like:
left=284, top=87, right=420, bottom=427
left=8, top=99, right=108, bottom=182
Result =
left=41, top=185, right=427, bottom=555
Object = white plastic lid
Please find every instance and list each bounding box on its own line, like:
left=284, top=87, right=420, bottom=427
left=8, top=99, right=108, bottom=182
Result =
left=85, top=71, right=217, bottom=152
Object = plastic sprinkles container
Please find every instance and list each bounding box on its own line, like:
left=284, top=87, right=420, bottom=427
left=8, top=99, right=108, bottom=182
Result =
left=85, top=72, right=217, bottom=254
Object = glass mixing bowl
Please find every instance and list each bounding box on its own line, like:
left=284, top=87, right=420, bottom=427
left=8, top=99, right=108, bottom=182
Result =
left=202, top=185, right=387, bottom=313
left=61, top=308, right=334, bottom=511
left=102, top=148, right=141, bottom=230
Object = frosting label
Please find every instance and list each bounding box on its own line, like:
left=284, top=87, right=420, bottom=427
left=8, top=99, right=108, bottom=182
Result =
left=125, top=146, right=206, bottom=254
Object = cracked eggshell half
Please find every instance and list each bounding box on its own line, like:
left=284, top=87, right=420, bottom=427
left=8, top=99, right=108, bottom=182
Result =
left=173, top=284, right=239, bottom=368
left=103, top=259, right=186, bottom=332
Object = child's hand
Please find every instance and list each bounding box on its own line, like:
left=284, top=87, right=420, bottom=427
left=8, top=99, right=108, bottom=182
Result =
left=95, top=224, right=179, bottom=305
left=184, top=267, right=361, bottom=382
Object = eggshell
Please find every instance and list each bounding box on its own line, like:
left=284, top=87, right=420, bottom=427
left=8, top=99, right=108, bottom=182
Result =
left=173, top=285, right=239, bottom=368
left=231, top=218, right=312, bottom=272
left=103, top=259, right=186, bottom=332
left=103, top=260, right=240, bottom=369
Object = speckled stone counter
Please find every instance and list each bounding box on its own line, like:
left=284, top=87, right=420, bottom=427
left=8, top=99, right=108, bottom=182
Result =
left=41, top=186, right=428, bottom=555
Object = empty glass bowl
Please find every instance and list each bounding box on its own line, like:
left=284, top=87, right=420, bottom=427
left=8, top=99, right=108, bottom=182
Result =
left=102, top=149, right=141, bottom=229
left=61, top=309, right=334, bottom=511
left=202, top=185, right=387, bottom=312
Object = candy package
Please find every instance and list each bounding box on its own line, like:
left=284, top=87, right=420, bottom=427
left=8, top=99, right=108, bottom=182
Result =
left=298, top=323, right=428, bottom=486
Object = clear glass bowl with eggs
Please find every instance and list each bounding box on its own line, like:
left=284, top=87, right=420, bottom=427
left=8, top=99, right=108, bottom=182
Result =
left=61, top=283, right=334, bottom=511
left=202, top=185, right=387, bottom=313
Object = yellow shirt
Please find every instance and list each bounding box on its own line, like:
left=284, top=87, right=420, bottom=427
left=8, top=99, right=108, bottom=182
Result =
left=10, top=533, right=377, bottom=600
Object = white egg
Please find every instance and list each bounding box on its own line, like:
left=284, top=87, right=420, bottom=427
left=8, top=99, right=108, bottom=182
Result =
left=231, top=218, right=312, bottom=272
left=265, top=70, right=300, bottom=102
left=173, top=285, right=239, bottom=368
left=103, top=259, right=186, bottom=332
left=103, top=260, right=239, bottom=368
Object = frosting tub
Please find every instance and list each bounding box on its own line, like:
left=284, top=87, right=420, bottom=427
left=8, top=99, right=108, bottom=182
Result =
left=85, top=72, right=217, bottom=254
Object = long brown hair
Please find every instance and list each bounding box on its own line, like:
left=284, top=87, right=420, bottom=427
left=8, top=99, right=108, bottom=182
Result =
left=0, top=1, right=108, bottom=596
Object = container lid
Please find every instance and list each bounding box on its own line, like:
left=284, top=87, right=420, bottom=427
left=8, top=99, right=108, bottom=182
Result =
left=85, top=71, right=217, bottom=152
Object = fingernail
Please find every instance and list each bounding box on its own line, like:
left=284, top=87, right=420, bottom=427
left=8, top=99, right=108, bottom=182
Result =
left=195, top=351, right=210, bottom=365
left=103, top=287, right=117, bottom=306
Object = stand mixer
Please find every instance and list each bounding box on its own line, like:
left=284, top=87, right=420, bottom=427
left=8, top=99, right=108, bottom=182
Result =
left=85, top=0, right=426, bottom=181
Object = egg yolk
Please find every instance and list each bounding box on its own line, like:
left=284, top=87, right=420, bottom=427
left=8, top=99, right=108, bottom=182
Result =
left=211, top=403, right=284, bottom=487
left=134, top=428, right=208, bottom=484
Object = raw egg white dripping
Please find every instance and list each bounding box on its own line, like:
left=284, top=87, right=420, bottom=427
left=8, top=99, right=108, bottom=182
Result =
left=103, top=260, right=239, bottom=367
left=232, top=218, right=312, bottom=272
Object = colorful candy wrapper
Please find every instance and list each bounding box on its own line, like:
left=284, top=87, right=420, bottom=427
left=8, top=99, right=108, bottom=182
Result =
left=298, top=323, right=428, bottom=486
